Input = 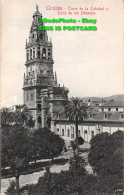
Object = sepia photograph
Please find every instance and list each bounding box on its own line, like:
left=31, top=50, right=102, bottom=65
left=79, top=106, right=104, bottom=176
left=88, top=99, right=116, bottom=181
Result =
left=1, top=0, right=124, bottom=194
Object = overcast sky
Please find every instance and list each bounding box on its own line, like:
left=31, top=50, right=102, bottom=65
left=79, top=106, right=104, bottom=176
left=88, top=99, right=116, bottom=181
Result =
left=1, top=0, right=124, bottom=107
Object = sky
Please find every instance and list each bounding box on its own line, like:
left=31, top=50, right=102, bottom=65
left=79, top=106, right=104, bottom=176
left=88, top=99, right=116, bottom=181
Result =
left=1, top=0, right=124, bottom=107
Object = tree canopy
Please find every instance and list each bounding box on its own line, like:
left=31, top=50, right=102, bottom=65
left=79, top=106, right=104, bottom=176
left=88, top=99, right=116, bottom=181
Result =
left=1, top=105, right=35, bottom=128
left=1, top=125, right=30, bottom=193
left=32, top=128, right=65, bottom=162
left=20, top=154, right=91, bottom=195
left=88, top=130, right=124, bottom=194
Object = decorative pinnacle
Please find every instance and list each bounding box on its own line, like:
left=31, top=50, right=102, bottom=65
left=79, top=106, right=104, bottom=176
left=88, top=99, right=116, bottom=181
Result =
left=36, top=4, right=39, bottom=11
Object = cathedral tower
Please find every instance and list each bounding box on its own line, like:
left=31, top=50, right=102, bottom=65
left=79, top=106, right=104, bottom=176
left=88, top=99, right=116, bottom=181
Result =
left=23, top=6, right=69, bottom=129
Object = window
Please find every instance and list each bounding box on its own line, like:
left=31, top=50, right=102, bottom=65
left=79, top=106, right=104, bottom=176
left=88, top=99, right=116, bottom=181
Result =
left=62, top=129, right=64, bottom=136
left=67, top=129, right=70, bottom=137
left=33, top=51, right=35, bottom=59
left=30, top=49, right=32, bottom=60
left=37, top=50, right=40, bottom=58
left=57, top=128, right=59, bottom=132
left=29, top=72, right=30, bottom=76
left=84, top=130, right=87, bottom=141
left=42, top=48, right=46, bottom=58
left=71, top=127, right=74, bottom=138
left=108, top=108, right=111, bottom=111
left=48, top=52, right=51, bottom=60
left=37, top=104, right=41, bottom=112
left=31, top=93, right=34, bottom=101
left=121, top=114, right=124, bottom=118
left=102, top=108, right=104, bottom=111
left=116, top=108, right=118, bottom=111
left=105, top=114, right=108, bottom=119
left=37, top=116, right=41, bottom=124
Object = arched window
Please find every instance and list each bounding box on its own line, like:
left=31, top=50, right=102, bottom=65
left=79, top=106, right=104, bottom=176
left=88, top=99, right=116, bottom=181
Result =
left=30, top=49, right=32, bottom=60
left=42, top=48, right=46, bottom=58
left=32, top=34, right=34, bottom=38
left=37, top=104, right=41, bottom=112
left=37, top=116, right=41, bottom=124
left=33, top=51, right=35, bottom=59
left=37, top=50, right=40, bottom=58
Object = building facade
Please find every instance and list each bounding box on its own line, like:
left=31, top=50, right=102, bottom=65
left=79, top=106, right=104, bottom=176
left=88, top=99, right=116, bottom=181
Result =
left=51, top=100, right=124, bottom=145
left=23, top=6, right=69, bottom=129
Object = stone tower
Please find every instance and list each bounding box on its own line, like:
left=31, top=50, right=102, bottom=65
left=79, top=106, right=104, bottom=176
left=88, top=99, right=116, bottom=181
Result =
left=23, top=6, right=69, bottom=129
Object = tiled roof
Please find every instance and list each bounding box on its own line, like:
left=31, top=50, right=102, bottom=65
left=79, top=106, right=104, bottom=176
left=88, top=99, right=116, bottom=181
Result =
left=87, top=106, right=99, bottom=114
left=94, top=112, right=112, bottom=120
left=109, top=112, right=124, bottom=120
left=53, top=110, right=124, bottom=122
left=100, top=101, right=124, bottom=108
left=91, top=111, right=124, bottom=121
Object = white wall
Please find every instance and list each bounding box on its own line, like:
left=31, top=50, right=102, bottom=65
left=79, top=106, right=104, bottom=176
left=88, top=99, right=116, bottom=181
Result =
left=54, top=122, right=124, bottom=143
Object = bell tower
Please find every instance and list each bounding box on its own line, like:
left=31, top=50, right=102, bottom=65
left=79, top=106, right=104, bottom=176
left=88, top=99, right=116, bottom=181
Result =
left=23, top=6, right=69, bottom=129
